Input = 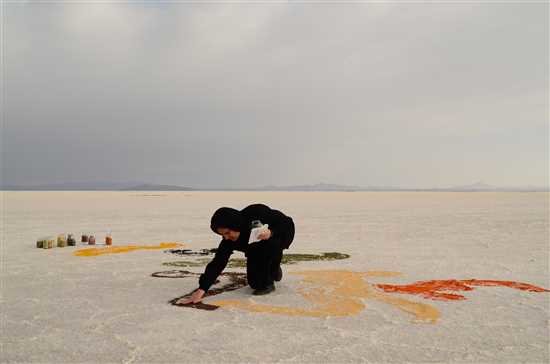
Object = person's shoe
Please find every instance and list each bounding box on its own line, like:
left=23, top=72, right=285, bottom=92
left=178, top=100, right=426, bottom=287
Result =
left=252, top=284, right=275, bottom=296
left=274, top=266, right=283, bottom=282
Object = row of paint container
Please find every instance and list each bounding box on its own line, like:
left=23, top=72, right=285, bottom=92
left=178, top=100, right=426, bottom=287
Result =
left=81, top=234, right=112, bottom=245
left=37, top=233, right=113, bottom=249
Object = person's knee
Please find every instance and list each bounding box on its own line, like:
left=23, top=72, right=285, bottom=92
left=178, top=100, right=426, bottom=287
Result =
left=248, top=239, right=279, bottom=256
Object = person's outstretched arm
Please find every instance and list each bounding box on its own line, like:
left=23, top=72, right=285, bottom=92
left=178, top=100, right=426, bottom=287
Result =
left=177, top=241, right=233, bottom=304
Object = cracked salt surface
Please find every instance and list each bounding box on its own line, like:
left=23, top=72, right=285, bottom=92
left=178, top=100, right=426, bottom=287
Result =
left=2, top=191, right=549, bottom=363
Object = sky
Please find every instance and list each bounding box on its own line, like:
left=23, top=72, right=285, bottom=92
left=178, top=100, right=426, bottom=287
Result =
left=2, top=1, right=548, bottom=189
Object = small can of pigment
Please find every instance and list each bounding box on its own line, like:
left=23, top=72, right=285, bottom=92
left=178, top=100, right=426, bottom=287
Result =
left=88, top=235, right=96, bottom=245
left=105, top=234, right=112, bottom=246
left=67, top=234, right=76, bottom=246
left=81, top=235, right=89, bottom=243
left=57, top=234, right=67, bottom=248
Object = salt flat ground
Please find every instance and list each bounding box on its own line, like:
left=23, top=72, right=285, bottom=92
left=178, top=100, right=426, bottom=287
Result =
left=1, top=191, right=548, bottom=363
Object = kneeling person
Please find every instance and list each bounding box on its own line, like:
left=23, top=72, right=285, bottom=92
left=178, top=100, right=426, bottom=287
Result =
left=178, top=204, right=295, bottom=304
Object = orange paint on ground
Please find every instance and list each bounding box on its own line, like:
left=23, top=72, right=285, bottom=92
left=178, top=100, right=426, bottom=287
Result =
left=74, top=242, right=183, bottom=257
left=376, top=279, right=550, bottom=301
left=213, top=270, right=440, bottom=323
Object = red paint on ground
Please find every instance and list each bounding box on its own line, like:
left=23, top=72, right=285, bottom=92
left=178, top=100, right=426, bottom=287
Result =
left=376, top=279, right=549, bottom=301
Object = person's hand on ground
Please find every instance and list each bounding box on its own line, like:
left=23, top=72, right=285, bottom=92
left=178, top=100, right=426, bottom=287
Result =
left=257, top=229, right=272, bottom=241
left=176, top=289, right=205, bottom=304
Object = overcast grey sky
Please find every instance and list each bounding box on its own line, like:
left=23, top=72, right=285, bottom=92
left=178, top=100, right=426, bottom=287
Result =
left=2, top=1, right=548, bottom=188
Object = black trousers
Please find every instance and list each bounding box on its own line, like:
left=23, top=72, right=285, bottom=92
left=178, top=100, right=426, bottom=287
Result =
left=246, top=238, right=284, bottom=290
left=246, top=219, right=295, bottom=289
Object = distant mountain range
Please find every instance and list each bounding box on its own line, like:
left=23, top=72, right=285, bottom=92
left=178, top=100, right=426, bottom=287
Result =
left=248, top=183, right=363, bottom=191
left=1, top=181, right=548, bottom=191
left=440, top=182, right=549, bottom=192
left=120, top=184, right=195, bottom=191
left=0, top=181, right=196, bottom=191
left=0, top=181, right=144, bottom=191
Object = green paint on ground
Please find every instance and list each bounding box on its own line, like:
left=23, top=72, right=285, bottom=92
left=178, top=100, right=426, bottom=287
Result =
left=282, top=252, right=350, bottom=264
left=163, top=259, right=211, bottom=267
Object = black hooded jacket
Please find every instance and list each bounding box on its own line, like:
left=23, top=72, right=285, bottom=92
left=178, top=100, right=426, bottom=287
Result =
left=198, top=204, right=294, bottom=292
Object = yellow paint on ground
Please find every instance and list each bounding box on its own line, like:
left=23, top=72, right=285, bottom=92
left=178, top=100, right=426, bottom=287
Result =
left=369, top=291, right=440, bottom=323
left=213, top=269, right=440, bottom=323
left=74, top=242, right=183, bottom=257
left=363, top=271, right=403, bottom=277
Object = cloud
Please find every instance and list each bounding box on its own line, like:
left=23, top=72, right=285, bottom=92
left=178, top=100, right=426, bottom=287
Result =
left=3, top=1, right=548, bottom=187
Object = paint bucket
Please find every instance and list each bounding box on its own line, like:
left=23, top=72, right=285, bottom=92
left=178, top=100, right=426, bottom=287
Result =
left=38, top=237, right=55, bottom=249
left=36, top=237, right=48, bottom=248
left=45, top=237, right=55, bottom=249
left=57, top=234, right=67, bottom=248
left=88, top=235, right=96, bottom=245
left=81, top=235, right=88, bottom=243
left=67, top=234, right=76, bottom=246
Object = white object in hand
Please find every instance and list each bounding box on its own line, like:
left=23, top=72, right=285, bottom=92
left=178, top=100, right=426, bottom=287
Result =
left=248, top=224, right=269, bottom=244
